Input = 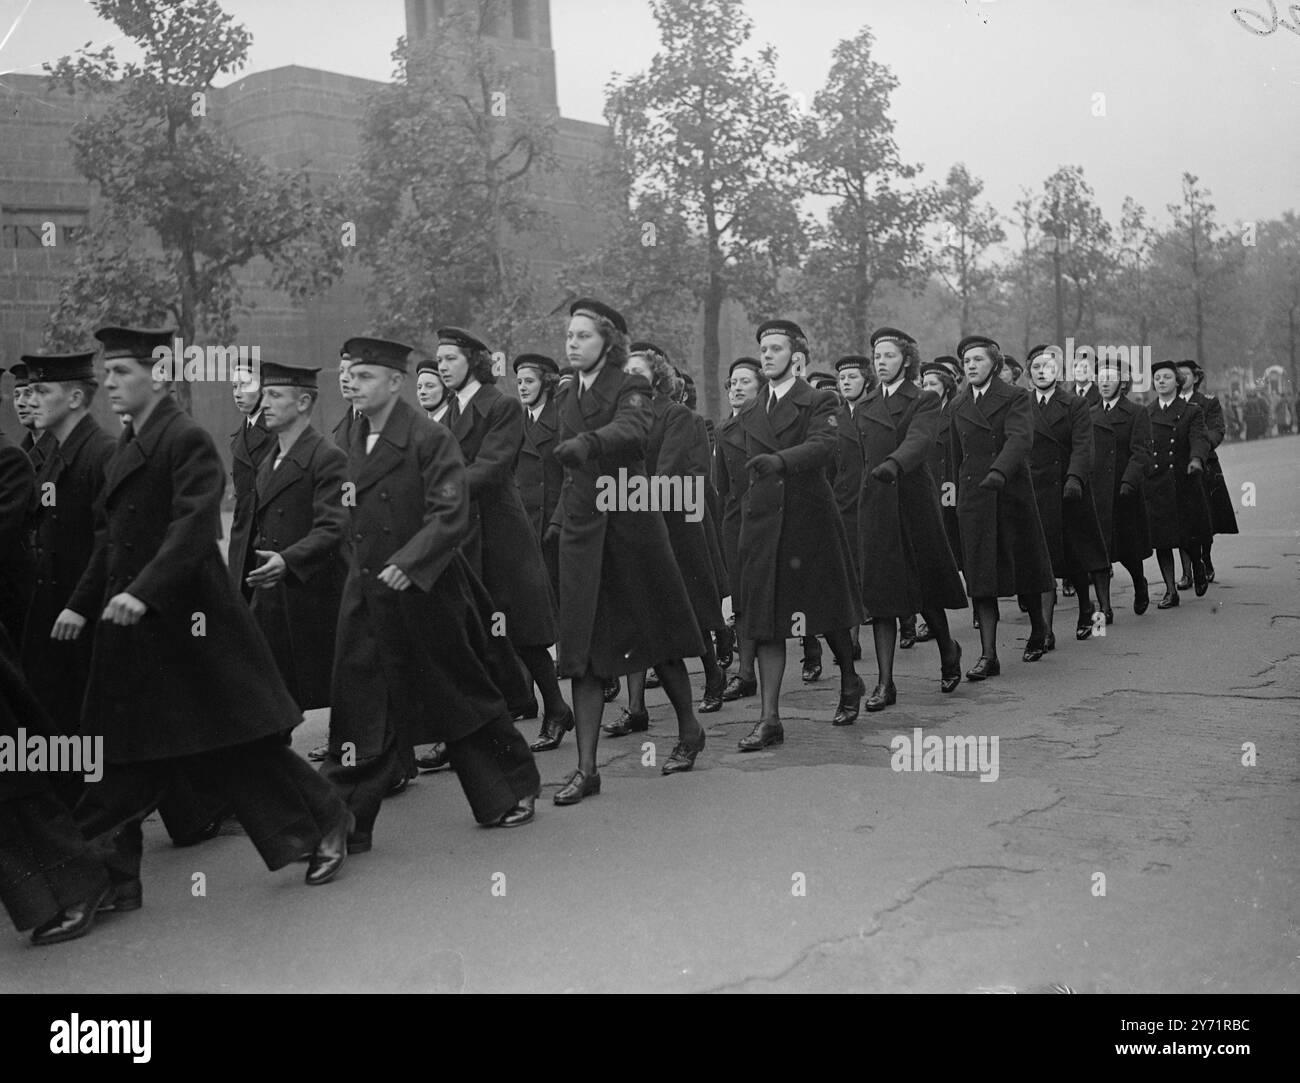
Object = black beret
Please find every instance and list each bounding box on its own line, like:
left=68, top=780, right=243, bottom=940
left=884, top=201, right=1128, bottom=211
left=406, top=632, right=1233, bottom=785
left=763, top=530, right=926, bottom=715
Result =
left=807, top=371, right=838, bottom=390
left=932, top=355, right=962, bottom=376
left=7, top=362, right=30, bottom=387
left=260, top=362, right=319, bottom=389
left=1151, top=358, right=1179, bottom=376
left=342, top=336, right=413, bottom=372
left=957, top=334, right=1000, bottom=358
left=756, top=319, right=805, bottom=344
left=19, top=352, right=97, bottom=383
left=834, top=354, right=871, bottom=372
left=513, top=353, right=558, bottom=375
left=628, top=340, right=666, bottom=358
left=869, top=327, right=916, bottom=350
left=1179, top=358, right=1202, bottom=372
left=1004, top=358, right=1024, bottom=378
left=729, top=357, right=763, bottom=379
left=436, top=326, right=490, bottom=355
left=1025, top=344, right=1063, bottom=365
left=94, top=326, right=176, bottom=361
left=570, top=298, right=628, bottom=335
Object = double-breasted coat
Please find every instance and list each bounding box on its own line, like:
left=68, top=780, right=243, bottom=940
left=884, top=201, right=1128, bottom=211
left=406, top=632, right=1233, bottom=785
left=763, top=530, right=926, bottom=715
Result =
left=19, top=415, right=115, bottom=735
left=332, top=407, right=362, bottom=453
left=1088, top=396, right=1153, bottom=566
left=21, top=429, right=53, bottom=472
left=1189, top=391, right=1239, bottom=536
left=550, top=364, right=703, bottom=678
left=689, top=413, right=730, bottom=600
left=1144, top=397, right=1213, bottom=550
left=734, top=378, right=862, bottom=641
left=329, top=397, right=529, bottom=760
left=645, top=393, right=725, bottom=633
left=0, top=434, right=34, bottom=650
left=948, top=378, right=1056, bottom=598
left=928, top=403, right=963, bottom=571
left=515, top=394, right=564, bottom=595
left=855, top=383, right=966, bottom=617
left=67, top=395, right=301, bottom=763
left=245, top=425, right=350, bottom=711
left=227, top=412, right=275, bottom=595
left=714, top=412, right=750, bottom=608
left=1027, top=389, right=1110, bottom=577
left=830, top=400, right=865, bottom=584
left=447, top=383, right=557, bottom=649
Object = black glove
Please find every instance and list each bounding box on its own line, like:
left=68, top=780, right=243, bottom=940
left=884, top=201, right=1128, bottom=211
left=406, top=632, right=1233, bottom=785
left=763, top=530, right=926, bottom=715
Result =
left=554, top=436, right=590, bottom=468
left=870, top=459, right=899, bottom=484
left=1119, top=481, right=1136, bottom=499
left=1187, top=458, right=1204, bottom=476
left=746, top=453, right=784, bottom=478
left=542, top=523, right=560, bottom=549
left=1062, top=475, right=1083, bottom=501
left=979, top=469, right=1006, bottom=492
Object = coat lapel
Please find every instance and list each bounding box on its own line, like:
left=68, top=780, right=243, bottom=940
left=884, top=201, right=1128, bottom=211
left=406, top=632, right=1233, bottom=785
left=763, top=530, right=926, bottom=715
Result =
left=770, top=378, right=810, bottom=441
left=861, top=387, right=896, bottom=432
left=104, top=396, right=181, bottom=501
left=739, top=393, right=780, bottom=452
left=352, top=399, right=414, bottom=494
left=257, top=425, right=321, bottom=508
left=953, top=386, right=992, bottom=431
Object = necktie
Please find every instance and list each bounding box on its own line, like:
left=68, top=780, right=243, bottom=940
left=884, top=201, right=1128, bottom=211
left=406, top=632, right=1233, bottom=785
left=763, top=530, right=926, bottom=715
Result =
left=357, top=415, right=371, bottom=447
left=445, top=397, right=461, bottom=426
left=767, top=391, right=776, bottom=414
left=122, top=422, right=136, bottom=444
left=1040, top=394, right=1047, bottom=407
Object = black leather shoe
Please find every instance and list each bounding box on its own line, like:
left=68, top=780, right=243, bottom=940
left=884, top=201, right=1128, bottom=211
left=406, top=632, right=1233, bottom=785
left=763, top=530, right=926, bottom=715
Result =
left=715, top=627, right=734, bottom=670
left=940, top=642, right=963, bottom=694
left=31, top=881, right=115, bottom=946
left=662, top=734, right=706, bottom=774
left=863, top=681, right=896, bottom=713
left=1061, top=579, right=1075, bottom=597
left=305, top=810, right=354, bottom=886
left=601, top=708, right=649, bottom=737
left=1044, top=631, right=1056, bottom=652
left=1105, top=609, right=1114, bottom=625
left=495, top=794, right=537, bottom=827
left=1134, top=577, right=1150, bottom=615
left=644, top=669, right=662, bottom=689
left=97, top=879, right=143, bottom=913
left=899, top=619, right=917, bottom=649
left=511, top=698, right=540, bottom=721
left=801, top=660, right=822, bottom=682
left=833, top=676, right=867, bottom=725
left=529, top=707, right=575, bottom=752
left=347, top=831, right=372, bottom=854
left=415, top=743, right=451, bottom=771
left=914, top=620, right=934, bottom=642
left=385, top=774, right=412, bottom=797
left=966, top=656, right=1001, bottom=681
left=738, top=719, right=784, bottom=751
left=307, top=744, right=328, bottom=762
left=1158, top=590, right=1179, bottom=609
left=1076, top=609, right=1094, bottom=641
left=699, top=666, right=726, bottom=713
left=1193, top=560, right=1208, bottom=596
left=721, top=674, right=757, bottom=701
left=1176, top=573, right=1193, bottom=591
left=1023, top=636, right=1045, bottom=663
left=171, top=804, right=233, bottom=847
left=973, top=612, right=981, bottom=630
left=603, top=677, right=621, bottom=703
left=553, top=769, right=601, bottom=805
left=1205, top=560, right=1216, bottom=583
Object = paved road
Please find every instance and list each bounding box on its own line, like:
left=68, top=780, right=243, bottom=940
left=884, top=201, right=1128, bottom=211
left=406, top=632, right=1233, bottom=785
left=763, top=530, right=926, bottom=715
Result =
left=4, top=436, right=1297, bottom=993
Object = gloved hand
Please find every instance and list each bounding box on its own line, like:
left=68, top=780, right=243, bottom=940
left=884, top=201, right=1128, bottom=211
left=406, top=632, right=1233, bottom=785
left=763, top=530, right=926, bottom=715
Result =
left=1062, top=475, right=1083, bottom=501
left=870, top=459, right=899, bottom=484
left=746, top=453, right=784, bottom=478
left=554, top=436, right=591, bottom=467
left=979, top=469, right=1006, bottom=492
left=1187, top=458, right=1204, bottom=475
left=1119, top=481, right=1137, bottom=499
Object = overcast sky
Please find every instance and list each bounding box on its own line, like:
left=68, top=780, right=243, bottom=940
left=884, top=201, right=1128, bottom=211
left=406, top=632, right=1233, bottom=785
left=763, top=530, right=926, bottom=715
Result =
left=2, top=0, right=1297, bottom=232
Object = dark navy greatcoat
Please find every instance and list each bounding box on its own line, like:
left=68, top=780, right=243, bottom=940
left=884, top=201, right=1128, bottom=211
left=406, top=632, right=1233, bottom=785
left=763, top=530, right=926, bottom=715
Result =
left=830, top=400, right=865, bottom=584
left=928, top=403, right=962, bottom=571
left=515, top=394, right=564, bottom=595
left=448, top=383, right=556, bottom=648
left=1189, top=391, right=1239, bottom=536
left=1089, top=396, right=1153, bottom=566
left=734, top=378, right=862, bottom=641
left=67, top=396, right=300, bottom=763
left=20, top=415, right=115, bottom=735
left=1145, top=397, right=1213, bottom=549
left=1027, top=388, right=1110, bottom=577
left=550, top=364, right=703, bottom=678
left=227, top=412, right=275, bottom=596
left=689, top=413, right=729, bottom=602
left=0, top=433, right=34, bottom=651
left=714, top=411, right=749, bottom=608
left=645, top=393, right=724, bottom=633
left=329, top=397, right=528, bottom=760
left=855, top=383, right=966, bottom=618
left=948, top=378, right=1056, bottom=598
left=246, top=424, right=349, bottom=712
left=332, top=407, right=362, bottom=453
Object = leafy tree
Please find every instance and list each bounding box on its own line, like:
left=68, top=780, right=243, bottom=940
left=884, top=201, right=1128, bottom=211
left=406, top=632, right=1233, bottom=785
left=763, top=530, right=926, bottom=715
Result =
left=43, top=0, right=344, bottom=408
left=932, top=163, right=1005, bottom=337
left=1038, top=164, right=1113, bottom=346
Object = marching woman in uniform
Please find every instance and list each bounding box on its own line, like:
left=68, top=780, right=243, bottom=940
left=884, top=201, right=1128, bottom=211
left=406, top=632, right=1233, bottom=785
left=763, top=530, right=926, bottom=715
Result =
left=602, top=344, right=727, bottom=735
left=717, top=357, right=765, bottom=703
left=546, top=299, right=707, bottom=802
left=914, top=360, right=962, bottom=642
left=1089, top=360, right=1153, bottom=620
left=855, top=329, right=966, bottom=710
left=1177, top=360, right=1237, bottom=586
left=1146, top=359, right=1213, bottom=607
left=832, top=354, right=873, bottom=662
left=435, top=327, right=573, bottom=746
left=734, top=320, right=863, bottom=748
left=1023, top=344, right=1111, bottom=644
left=949, top=335, right=1055, bottom=678
left=415, top=355, right=450, bottom=422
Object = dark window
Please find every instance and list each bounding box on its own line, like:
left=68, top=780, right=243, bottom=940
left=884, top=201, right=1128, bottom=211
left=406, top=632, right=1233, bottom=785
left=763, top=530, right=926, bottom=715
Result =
left=512, top=0, right=532, bottom=39
left=0, top=208, right=88, bottom=250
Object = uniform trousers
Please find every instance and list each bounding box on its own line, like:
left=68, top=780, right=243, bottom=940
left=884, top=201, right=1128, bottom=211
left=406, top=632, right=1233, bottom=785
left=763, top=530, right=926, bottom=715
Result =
left=322, top=704, right=540, bottom=833
left=0, top=789, right=109, bottom=931
left=74, top=735, right=345, bottom=887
